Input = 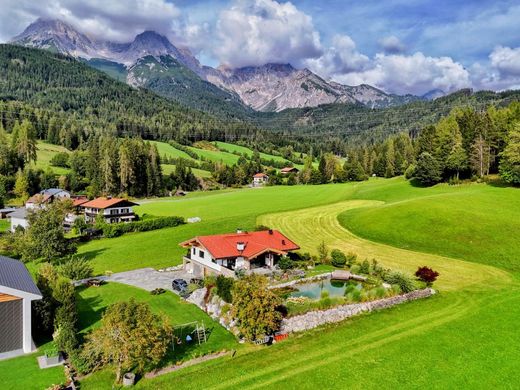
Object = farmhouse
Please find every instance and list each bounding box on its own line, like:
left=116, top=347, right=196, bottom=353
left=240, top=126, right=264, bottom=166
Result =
left=280, top=167, right=299, bottom=174
left=81, top=197, right=138, bottom=224
left=26, top=188, right=70, bottom=210
left=180, top=229, right=300, bottom=278
left=252, top=173, right=269, bottom=186
left=10, top=188, right=71, bottom=232
left=0, top=256, right=42, bottom=358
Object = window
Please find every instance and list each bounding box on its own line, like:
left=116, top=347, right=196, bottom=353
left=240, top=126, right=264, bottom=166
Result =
left=199, top=249, right=205, bottom=258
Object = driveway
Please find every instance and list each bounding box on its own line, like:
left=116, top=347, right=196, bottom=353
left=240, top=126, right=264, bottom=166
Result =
left=104, top=267, right=193, bottom=292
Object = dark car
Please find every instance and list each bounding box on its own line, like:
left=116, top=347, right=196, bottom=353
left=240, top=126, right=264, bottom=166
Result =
left=172, top=278, right=188, bottom=293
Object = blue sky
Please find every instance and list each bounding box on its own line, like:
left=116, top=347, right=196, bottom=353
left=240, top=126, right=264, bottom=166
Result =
left=1, top=0, right=519, bottom=94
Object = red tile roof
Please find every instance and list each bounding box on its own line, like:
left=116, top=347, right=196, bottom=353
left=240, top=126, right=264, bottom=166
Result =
left=72, top=197, right=89, bottom=207
left=281, top=167, right=299, bottom=173
left=253, top=173, right=268, bottom=178
left=180, top=230, right=300, bottom=260
left=81, top=197, right=138, bottom=209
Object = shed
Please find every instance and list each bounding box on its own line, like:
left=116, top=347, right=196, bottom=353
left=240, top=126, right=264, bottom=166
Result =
left=0, top=256, right=42, bottom=359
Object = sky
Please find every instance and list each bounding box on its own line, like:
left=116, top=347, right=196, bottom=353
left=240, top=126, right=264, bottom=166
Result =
left=0, top=0, right=519, bottom=96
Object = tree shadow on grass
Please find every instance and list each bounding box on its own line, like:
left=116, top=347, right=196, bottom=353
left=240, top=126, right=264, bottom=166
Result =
left=78, top=248, right=107, bottom=261
left=75, top=286, right=106, bottom=339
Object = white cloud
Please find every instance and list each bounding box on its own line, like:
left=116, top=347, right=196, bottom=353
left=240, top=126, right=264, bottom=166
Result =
left=213, top=0, right=322, bottom=68
left=378, top=35, right=406, bottom=54
left=330, top=52, right=471, bottom=96
left=305, top=34, right=369, bottom=77
left=0, top=0, right=182, bottom=43
left=489, top=46, right=520, bottom=77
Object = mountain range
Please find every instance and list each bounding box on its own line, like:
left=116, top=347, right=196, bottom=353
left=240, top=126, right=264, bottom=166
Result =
left=10, top=18, right=426, bottom=114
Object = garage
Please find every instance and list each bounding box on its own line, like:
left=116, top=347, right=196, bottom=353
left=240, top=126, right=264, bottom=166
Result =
left=0, top=255, right=42, bottom=358
left=0, top=297, right=23, bottom=353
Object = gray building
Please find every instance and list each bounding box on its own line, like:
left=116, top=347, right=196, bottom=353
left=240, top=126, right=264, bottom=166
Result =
left=0, top=256, right=42, bottom=359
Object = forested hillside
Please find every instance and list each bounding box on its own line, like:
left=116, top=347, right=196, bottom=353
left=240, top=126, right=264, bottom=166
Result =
left=255, top=89, right=520, bottom=152
left=0, top=44, right=260, bottom=144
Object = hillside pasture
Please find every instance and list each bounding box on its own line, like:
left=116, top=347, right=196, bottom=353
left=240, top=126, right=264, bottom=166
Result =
left=30, top=141, right=71, bottom=175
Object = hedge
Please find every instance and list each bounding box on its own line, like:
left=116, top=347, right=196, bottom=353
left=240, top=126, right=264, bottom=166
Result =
left=102, top=216, right=185, bottom=238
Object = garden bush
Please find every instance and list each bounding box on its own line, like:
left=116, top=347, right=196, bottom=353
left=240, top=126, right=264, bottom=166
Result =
left=383, top=272, right=416, bottom=293
left=359, top=259, right=370, bottom=274
left=331, top=249, right=347, bottom=267
left=57, top=256, right=93, bottom=280
left=102, top=216, right=184, bottom=238
left=215, top=275, right=234, bottom=303
left=278, top=256, right=295, bottom=270
left=346, top=252, right=358, bottom=267
left=415, top=266, right=439, bottom=286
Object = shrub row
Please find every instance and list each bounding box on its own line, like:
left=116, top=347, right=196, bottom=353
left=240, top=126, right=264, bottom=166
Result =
left=102, top=216, right=185, bottom=238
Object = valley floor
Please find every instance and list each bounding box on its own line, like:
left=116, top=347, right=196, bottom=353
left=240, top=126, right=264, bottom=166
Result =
left=4, top=178, right=520, bottom=389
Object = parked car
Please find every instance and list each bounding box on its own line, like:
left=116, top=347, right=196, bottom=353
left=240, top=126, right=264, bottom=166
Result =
left=172, top=278, right=188, bottom=294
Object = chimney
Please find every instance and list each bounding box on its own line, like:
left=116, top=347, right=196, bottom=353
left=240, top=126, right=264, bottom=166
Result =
left=268, top=229, right=273, bottom=235
left=237, top=242, right=245, bottom=252
left=236, top=228, right=243, bottom=234
left=282, top=239, right=286, bottom=245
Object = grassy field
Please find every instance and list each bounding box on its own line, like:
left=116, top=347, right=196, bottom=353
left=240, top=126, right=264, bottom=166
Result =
left=13, top=177, right=520, bottom=388
left=0, top=340, right=65, bottom=389
left=149, top=141, right=198, bottom=163
left=125, top=178, right=520, bottom=389
left=214, top=141, right=295, bottom=166
left=161, top=164, right=212, bottom=178
left=77, top=185, right=358, bottom=274
left=29, top=141, right=71, bottom=175
left=185, top=145, right=240, bottom=166
left=77, top=282, right=239, bottom=388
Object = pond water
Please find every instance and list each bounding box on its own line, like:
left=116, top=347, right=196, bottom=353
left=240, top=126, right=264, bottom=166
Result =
left=290, top=279, right=363, bottom=299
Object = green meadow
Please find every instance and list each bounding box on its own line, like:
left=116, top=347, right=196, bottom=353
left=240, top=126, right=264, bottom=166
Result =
left=214, top=141, right=296, bottom=166
left=75, top=177, right=520, bottom=388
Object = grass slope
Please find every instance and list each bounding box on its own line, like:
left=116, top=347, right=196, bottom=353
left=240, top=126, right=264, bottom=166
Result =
left=149, top=141, right=198, bottom=163
left=130, top=178, right=520, bottom=389
left=0, top=340, right=65, bottom=390
left=161, top=164, right=211, bottom=178
left=78, top=185, right=357, bottom=274
left=214, top=141, right=295, bottom=166
left=185, top=146, right=240, bottom=166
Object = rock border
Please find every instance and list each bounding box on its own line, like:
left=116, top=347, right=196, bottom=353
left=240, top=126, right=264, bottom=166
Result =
left=280, top=288, right=435, bottom=334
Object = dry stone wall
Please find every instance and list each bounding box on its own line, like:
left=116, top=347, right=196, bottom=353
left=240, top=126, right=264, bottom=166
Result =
left=280, top=288, right=435, bottom=334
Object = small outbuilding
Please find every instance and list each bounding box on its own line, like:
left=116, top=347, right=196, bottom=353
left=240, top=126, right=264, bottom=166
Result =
left=0, top=256, right=42, bottom=359
left=253, top=173, right=269, bottom=187
left=280, top=167, right=299, bottom=174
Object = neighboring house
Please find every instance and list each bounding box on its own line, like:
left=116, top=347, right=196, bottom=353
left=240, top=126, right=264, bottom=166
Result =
left=64, top=196, right=89, bottom=230
left=253, top=173, right=269, bottom=186
left=10, top=188, right=71, bottom=232
left=81, top=197, right=138, bottom=224
left=180, top=229, right=300, bottom=278
left=25, top=188, right=70, bottom=210
left=0, top=256, right=42, bottom=358
left=280, top=167, right=299, bottom=174
left=9, top=208, right=29, bottom=233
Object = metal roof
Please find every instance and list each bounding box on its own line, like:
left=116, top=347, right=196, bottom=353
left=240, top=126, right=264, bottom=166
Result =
left=0, top=256, right=41, bottom=297
left=41, top=188, right=68, bottom=196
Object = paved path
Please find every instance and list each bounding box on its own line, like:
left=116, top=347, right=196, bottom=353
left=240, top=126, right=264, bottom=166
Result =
left=77, top=267, right=192, bottom=292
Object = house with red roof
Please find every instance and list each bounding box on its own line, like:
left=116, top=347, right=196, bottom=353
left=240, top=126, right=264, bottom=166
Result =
left=180, top=229, right=300, bottom=278
left=81, top=197, right=138, bottom=224
left=252, top=172, right=269, bottom=187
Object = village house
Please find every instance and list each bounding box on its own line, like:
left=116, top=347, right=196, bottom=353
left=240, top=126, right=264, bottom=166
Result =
left=280, top=167, right=299, bottom=174
left=10, top=188, right=71, bottom=232
left=180, top=229, right=300, bottom=278
left=252, top=173, right=269, bottom=187
left=0, top=256, right=42, bottom=359
left=81, top=197, right=138, bottom=224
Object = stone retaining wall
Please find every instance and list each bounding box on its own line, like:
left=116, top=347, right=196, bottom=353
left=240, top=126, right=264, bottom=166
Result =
left=280, top=288, right=435, bottom=334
